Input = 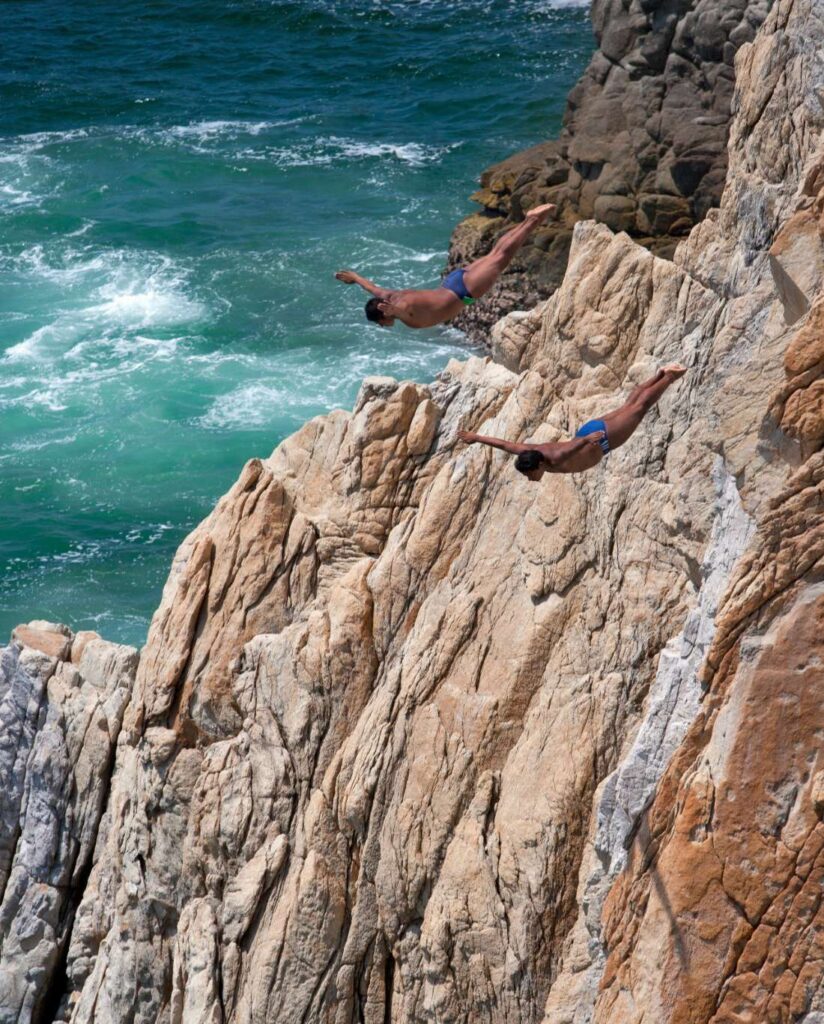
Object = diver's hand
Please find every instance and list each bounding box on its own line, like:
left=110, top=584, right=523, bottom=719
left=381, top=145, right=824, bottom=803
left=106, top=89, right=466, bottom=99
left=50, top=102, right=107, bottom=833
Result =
left=335, top=270, right=358, bottom=284
left=526, top=202, right=558, bottom=222
left=457, top=430, right=477, bottom=443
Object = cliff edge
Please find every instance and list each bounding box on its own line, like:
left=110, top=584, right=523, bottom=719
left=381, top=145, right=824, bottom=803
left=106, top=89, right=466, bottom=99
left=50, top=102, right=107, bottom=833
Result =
left=2, top=1, right=824, bottom=1022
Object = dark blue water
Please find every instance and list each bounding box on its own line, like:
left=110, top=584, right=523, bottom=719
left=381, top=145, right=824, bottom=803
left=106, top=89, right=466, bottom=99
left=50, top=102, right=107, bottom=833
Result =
left=0, top=0, right=593, bottom=646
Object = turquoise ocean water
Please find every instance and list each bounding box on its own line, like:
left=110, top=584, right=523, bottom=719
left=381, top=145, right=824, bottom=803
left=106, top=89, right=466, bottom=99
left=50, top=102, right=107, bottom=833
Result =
left=1, top=0, right=593, bottom=646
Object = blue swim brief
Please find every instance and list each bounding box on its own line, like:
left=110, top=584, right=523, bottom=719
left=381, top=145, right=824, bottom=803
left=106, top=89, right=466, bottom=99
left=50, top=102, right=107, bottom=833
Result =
left=442, top=268, right=475, bottom=305
left=576, top=418, right=610, bottom=455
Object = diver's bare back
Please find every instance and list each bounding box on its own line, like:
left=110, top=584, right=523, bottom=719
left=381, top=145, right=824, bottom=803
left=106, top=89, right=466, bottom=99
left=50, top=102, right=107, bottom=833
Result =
left=382, top=287, right=463, bottom=328
left=537, top=438, right=603, bottom=474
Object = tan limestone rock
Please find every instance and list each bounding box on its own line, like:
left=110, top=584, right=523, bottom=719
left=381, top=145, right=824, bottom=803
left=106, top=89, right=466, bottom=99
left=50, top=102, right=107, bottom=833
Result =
left=55, top=3, right=824, bottom=1019
left=11, top=622, right=72, bottom=661
left=70, top=630, right=102, bottom=667
left=0, top=627, right=138, bottom=1024
left=1, top=3, right=823, bottom=1023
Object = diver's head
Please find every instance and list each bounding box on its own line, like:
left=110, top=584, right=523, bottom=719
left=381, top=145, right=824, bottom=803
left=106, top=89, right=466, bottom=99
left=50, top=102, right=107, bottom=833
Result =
left=514, top=448, right=546, bottom=482
left=365, top=297, right=394, bottom=328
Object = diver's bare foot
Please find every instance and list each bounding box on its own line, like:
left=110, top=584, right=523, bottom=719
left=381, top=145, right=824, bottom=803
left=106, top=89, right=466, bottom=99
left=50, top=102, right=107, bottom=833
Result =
left=662, top=363, right=687, bottom=379
left=526, top=203, right=557, bottom=223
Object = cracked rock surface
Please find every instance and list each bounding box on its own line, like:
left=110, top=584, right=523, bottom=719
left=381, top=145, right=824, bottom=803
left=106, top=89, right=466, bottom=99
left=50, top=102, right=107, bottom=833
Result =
left=1, top=1, right=824, bottom=1022
left=447, top=0, right=769, bottom=341
left=0, top=624, right=138, bottom=1024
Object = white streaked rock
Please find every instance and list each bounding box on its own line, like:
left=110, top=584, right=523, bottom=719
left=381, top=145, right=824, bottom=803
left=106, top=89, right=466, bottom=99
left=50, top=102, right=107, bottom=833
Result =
left=0, top=628, right=137, bottom=1024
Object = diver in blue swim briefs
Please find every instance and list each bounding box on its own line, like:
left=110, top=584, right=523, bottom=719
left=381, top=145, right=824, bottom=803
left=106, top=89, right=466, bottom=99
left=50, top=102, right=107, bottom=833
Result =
left=457, top=366, right=688, bottom=479
left=335, top=203, right=557, bottom=329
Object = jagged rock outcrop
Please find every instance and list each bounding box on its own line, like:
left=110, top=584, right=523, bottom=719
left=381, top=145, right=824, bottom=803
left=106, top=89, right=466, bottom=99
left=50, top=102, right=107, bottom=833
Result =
left=0, top=624, right=138, bottom=1024
left=2, top=1, right=824, bottom=1022
left=447, top=0, right=769, bottom=339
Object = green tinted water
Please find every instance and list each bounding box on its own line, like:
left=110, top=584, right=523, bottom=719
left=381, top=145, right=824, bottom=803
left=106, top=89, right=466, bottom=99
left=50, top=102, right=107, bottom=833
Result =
left=0, top=0, right=594, bottom=645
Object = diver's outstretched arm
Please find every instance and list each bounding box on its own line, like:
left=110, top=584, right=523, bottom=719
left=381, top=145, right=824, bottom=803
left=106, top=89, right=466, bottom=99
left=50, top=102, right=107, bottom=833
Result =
left=335, top=269, right=392, bottom=299
left=457, top=430, right=532, bottom=456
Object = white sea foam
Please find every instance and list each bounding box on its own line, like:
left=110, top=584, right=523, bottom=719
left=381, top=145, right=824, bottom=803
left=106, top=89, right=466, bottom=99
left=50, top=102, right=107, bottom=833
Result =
left=66, top=220, right=96, bottom=238
left=91, top=282, right=205, bottom=328
left=199, top=382, right=297, bottom=429
left=324, top=0, right=587, bottom=11
left=0, top=333, right=181, bottom=411
left=2, top=120, right=451, bottom=194
left=13, top=128, right=90, bottom=147
left=186, top=349, right=259, bottom=372
left=158, top=119, right=275, bottom=145
left=144, top=117, right=314, bottom=152
left=19, top=386, right=69, bottom=412
left=0, top=148, right=55, bottom=211
left=373, top=245, right=445, bottom=270
left=173, top=119, right=274, bottom=136
left=37, top=540, right=105, bottom=566
left=534, top=0, right=589, bottom=8
left=111, top=334, right=181, bottom=359
left=125, top=522, right=174, bottom=545
left=330, top=138, right=456, bottom=167
left=3, top=247, right=208, bottom=367
left=15, top=244, right=109, bottom=284
left=5, top=333, right=46, bottom=362
left=0, top=130, right=85, bottom=213
left=239, top=135, right=455, bottom=170
left=0, top=431, right=78, bottom=459
left=408, top=250, right=444, bottom=263
left=3, top=119, right=310, bottom=165
left=3, top=322, right=85, bottom=363
left=0, top=183, right=36, bottom=207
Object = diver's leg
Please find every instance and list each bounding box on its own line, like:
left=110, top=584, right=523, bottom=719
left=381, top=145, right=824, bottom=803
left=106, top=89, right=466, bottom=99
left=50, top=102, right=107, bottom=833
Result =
left=602, top=365, right=686, bottom=449
left=463, top=204, right=555, bottom=297
left=625, top=369, right=668, bottom=406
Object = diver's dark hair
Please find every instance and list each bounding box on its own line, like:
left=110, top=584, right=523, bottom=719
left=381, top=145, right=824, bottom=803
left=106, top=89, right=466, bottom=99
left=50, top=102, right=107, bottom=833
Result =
left=365, top=297, right=384, bottom=323
left=514, top=450, right=544, bottom=474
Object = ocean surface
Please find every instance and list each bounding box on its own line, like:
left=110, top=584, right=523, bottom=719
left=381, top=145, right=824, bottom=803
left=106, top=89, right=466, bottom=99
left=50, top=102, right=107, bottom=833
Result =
left=0, top=0, right=593, bottom=647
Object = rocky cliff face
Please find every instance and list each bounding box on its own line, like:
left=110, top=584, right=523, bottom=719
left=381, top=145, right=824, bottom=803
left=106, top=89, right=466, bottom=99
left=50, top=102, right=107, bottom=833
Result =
left=448, top=0, right=769, bottom=340
left=2, top=1, right=824, bottom=1022
left=0, top=625, right=138, bottom=1023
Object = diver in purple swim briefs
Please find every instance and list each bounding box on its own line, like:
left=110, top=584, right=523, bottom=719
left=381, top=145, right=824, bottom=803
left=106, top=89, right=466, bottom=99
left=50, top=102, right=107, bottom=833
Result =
left=457, top=366, right=688, bottom=479
left=334, top=203, right=557, bottom=329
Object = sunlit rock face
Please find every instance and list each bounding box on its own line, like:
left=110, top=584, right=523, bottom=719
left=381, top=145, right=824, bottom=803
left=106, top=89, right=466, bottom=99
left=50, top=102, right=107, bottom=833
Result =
left=2, top=1, right=824, bottom=1022
left=0, top=625, right=138, bottom=1024
left=447, top=0, right=769, bottom=341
